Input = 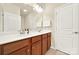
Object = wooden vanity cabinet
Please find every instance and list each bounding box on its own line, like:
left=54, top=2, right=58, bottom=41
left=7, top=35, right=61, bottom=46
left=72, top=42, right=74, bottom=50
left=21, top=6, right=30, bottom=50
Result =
left=2, top=38, right=31, bottom=55
left=0, top=32, right=51, bottom=55
left=42, top=34, right=48, bottom=54
left=32, top=35, right=42, bottom=55
left=47, top=33, right=51, bottom=50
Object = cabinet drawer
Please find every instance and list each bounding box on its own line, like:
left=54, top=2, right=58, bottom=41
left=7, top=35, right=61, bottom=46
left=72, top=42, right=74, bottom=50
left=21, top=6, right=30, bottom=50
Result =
left=10, top=47, right=27, bottom=55
left=10, top=46, right=31, bottom=55
left=32, top=41, right=41, bottom=55
left=48, top=33, right=51, bottom=37
left=3, top=38, right=31, bottom=54
left=42, top=34, right=47, bottom=39
left=32, top=35, right=41, bottom=43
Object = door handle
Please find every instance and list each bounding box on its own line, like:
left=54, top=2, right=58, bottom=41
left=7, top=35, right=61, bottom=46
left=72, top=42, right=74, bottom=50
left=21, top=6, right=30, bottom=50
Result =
left=74, top=32, right=79, bottom=34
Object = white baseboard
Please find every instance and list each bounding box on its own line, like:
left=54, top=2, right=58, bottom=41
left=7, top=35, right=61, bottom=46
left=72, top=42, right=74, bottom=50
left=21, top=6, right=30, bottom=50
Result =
left=50, top=46, right=56, bottom=50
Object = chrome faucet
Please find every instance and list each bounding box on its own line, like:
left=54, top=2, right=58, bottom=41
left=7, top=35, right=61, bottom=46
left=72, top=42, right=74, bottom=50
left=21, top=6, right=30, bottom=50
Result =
left=27, top=28, right=29, bottom=34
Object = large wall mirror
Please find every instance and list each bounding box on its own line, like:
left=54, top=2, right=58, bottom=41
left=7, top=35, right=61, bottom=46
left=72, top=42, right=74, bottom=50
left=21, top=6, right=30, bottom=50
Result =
left=0, top=4, right=21, bottom=32
left=0, top=5, right=3, bottom=32
left=0, top=3, right=51, bottom=32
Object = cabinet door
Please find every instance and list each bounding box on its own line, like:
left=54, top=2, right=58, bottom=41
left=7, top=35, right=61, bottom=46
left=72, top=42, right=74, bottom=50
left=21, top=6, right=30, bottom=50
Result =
left=32, top=41, right=41, bottom=55
left=0, top=45, right=1, bottom=55
left=48, top=36, right=51, bottom=50
left=3, top=39, right=30, bottom=55
left=42, top=34, right=48, bottom=54
left=10, top=46, right=30, bottom=55
left=47, top=33, right=51, bottom=50
left=26, top=46, right=31, bottom=55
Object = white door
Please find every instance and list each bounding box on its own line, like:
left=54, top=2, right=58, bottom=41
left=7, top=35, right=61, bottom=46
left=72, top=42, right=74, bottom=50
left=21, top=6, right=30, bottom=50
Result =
left=55, top=4, right=79, bottom=54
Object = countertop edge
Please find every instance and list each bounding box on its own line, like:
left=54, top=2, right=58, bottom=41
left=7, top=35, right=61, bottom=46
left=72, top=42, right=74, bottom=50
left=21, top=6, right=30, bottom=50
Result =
left=0, top=31, right=51, bottom=45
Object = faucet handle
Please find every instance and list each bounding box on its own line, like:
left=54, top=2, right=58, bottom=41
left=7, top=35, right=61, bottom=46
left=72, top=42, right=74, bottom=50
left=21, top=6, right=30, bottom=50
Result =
left=27, top=28, right=29, bottom=34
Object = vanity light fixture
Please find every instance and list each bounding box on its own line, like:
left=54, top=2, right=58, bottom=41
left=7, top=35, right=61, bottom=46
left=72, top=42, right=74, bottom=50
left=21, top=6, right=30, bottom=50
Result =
left=24, top=3, right=43, bottom=13
left=32, top=4, right=43, bottom=13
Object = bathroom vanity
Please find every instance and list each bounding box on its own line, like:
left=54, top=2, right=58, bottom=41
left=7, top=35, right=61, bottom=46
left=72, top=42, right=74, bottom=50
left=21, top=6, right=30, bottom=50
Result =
left=0, top=31, right=51, bottom=55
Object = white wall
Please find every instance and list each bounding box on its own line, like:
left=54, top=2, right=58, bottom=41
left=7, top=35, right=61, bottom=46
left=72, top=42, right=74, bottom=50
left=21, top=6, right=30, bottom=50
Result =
left=1, top=4, right=20, bottom=15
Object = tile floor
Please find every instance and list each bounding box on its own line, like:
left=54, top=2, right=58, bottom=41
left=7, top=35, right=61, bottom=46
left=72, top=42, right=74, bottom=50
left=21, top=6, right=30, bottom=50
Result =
left=45, top=48, right=68, bottom=55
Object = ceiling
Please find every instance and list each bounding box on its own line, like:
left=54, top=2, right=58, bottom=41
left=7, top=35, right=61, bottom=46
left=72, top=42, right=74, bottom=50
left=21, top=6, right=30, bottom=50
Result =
left=13, top=3, right=64, bottom=16
left=13, top=3, right=33, bottom=15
